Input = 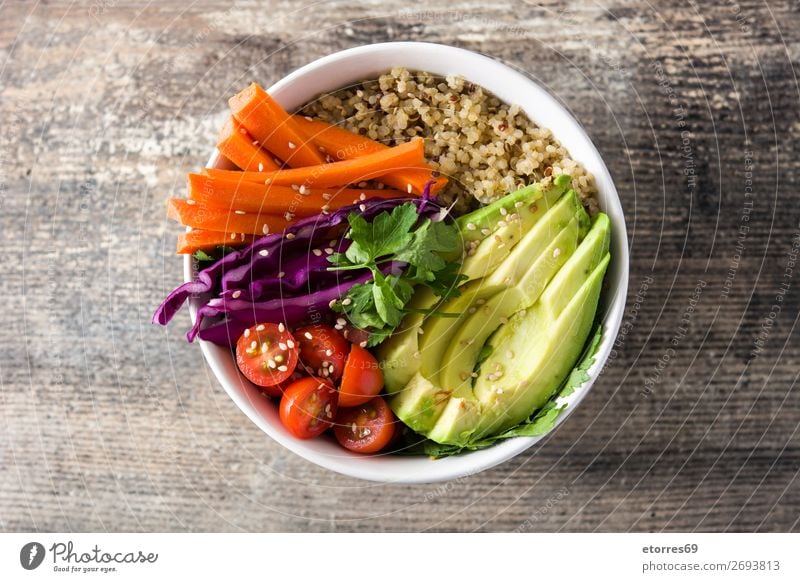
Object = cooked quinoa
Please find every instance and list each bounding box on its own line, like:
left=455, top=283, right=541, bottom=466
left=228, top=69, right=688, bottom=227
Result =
left=301, top=67, right=598, bottom=215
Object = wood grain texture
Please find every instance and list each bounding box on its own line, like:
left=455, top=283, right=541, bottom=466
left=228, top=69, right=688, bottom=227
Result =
left=1, top=0, right=799, bottom=532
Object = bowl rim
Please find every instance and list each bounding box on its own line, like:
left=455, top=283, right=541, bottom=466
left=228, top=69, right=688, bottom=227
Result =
left=184, top=41, right=630, bottom=483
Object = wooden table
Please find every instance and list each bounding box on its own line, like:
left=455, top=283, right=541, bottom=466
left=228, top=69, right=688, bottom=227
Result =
left=2, top=0, right=798, bottom=532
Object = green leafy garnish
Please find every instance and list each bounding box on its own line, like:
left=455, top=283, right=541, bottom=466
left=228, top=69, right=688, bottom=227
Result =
left=192, top=245, right=237, bottom=264
left=328, top=203, right=466, bottom=346
left=419, top=322, right=605, bottom=458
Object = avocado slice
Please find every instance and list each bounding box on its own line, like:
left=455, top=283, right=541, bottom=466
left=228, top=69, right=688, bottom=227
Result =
left=459, top=175, right=572, bottom=281
left=428, top=252, right=610, bottom=445
left=439, top=211, right=588, bottom=393
left=377, top=287, right=437, bottom=394
left=426, top=214, right=611, bottom=445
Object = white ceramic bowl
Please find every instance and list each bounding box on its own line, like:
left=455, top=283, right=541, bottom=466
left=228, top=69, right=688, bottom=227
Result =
left=186, top=42, right=629, bottom=483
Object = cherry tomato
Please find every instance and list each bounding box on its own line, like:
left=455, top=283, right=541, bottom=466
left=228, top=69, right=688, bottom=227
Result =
left=334, top=396, right=396, bottom=454
left=279, top=377, right=338, bottom=439
left=339, top=344, right=384, bottom=407
left=235, top=323, right=299, bottom=388
left=259, top=370, right=303, bottom=398
left=294, top=324, right=349, bottom=380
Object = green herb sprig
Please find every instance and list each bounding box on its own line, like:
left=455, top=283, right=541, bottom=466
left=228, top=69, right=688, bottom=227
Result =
left=327, top=203, right=466, bottom=346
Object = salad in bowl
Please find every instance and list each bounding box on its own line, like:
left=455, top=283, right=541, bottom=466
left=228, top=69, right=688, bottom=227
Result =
left=154, top=43, right=627, bottom=482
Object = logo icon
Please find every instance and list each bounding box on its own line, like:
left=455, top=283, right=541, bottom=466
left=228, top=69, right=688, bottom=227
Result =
left=20, top=542, right=45, bottom=570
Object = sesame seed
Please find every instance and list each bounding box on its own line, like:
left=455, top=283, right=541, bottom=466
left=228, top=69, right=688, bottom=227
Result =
left=514, top=201, right=524, bottom=208
left=359, top=204, right=367, bottom=212
left=500, top=207, right=508, bottom=216
left=407, top=183, right=413, bottom=194
left=256, top=324, right=265, bottom=331
left=466, top=222, right=476, bottom=231
left=239, top=127, right=247, bottom=134
left=321, top=204, right=331, bottom=213
left=278, top=323, right=285, bottom=332
left=274, top=354, right=283, bottom=363
left=286, top=232, right=295, bottom=240
left=284, top=212, right=295, bottom=221
left=313, top=249, right=323, bottom=256
left=322, top=368, right=329, bottom=377
left=259, top=249, right=269, bottom=257
left=277, top=365, right=288, bottom=372
left=244, top=328, right=250, bottom=338
left=336, top=318, right=346, bottom=326
left=359, top=340, right=367, bottom=348
left=278, top=272, right=285, bottom=278
left=299, top=185, right=307, bottom=195
left=250, top=340, right=257, bottom=350
left=232, top=290, right=242, bottom=299
left=262, top=224, right=270, bottom=234
left=290, top=184, right=300, bottom=191
left=261, top=343, right=268, bottom=353
left=324, top=247, right=333, bottom=255
left=186, top=199, right=196, bottom=205
left=234, top=210, right=246, bottom=215
left=342, top=298, right=352, bottom=306
left=418, top=328, right=425, bottom=334
left=231, top=233, right=237, bottom=240
left=497, top=220, right=508, bottom=228
left=322, top=193, right=332, bottom=201
left=304, top=332, right=313, bottom=340
left=471, top=372, right=478, bottom=378
left=252, top=140, right=259, bottom=146
left=359, top=193, right=366, bottom=201
left=287, top=141, right=296, bottom=149
left=267, top=359, right=276, bottom=369
left=258, top=163, right=264, bottom=172
left=265, top=178, right=272, bottom=185
left=481, top=228, right=491, bottom=236
left=325, top=349, right=333, bottom=356
left=328, top=299, right=337, bottom=309
left=553, top=248, right=561, bottom=258
left=358, top=182, right=368, bottom=188
left=278, top=342, right=287, bottom=350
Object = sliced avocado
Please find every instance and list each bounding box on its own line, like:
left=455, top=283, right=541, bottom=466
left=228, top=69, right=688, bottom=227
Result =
left=456, top=174, right=571, bottom=244
left=439, top=212, right=587, bottom=393
left=427, top=252, right=610, bottom=445
left=459, top=175, right=572, bottom=280
left=482, top=191, right=585, bottom=289
left=390, top=372, right=453, bottom=433
left=377, top=288, right=437, bottom=394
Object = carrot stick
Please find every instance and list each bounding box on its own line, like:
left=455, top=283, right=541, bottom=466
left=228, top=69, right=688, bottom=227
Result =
left=167, top=199, right=293, bottom=235
left=200, top=138, right=425, bottom=189
left=293, top=115, right=447, bottom=195
left=176, top=229, right=255, bottom=254
left=229, top=83, right=326, bottom=168
left=216, top=116, right=281, bottom=172
left=188, top=173, right=405, bottom=214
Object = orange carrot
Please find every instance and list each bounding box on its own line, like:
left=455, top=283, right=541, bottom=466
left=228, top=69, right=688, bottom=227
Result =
left=188, top=173, right=405, bottom=214
left=293, top=115, right=447, bottom=195
left=176, top=229, right=255, bottom=254
left=200, top=138, right=425, bottom=189
left=216, top=116, right=281, bottom=172
left=229, top=83, right=325, bottom=168
left=167, top=199, right=292, bottom=235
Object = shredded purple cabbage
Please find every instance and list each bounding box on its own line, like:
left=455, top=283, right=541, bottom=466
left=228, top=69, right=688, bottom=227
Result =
left=154, top=196, right=445, bottom=346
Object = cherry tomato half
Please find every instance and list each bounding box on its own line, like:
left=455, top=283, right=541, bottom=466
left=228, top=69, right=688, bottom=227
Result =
left=259, top=370, right=303, bottom=398
left=279, top=377, right=338, bottom=439
left=339, top=344, right=384, bottom=407
left=294, top=324, right=349, bottom=380
left=235, top=323, right=299, bottom=388
left=334, top=396, right=395, bottom=454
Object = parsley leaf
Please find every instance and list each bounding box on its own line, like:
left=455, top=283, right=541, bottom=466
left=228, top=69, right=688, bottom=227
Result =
left=327, top=202, right=464, bottom=345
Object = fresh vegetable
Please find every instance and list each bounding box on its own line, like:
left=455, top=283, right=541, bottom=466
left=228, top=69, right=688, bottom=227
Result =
left=203, top=138, right=426, bottom=189
left=327, top=201, right=465, bottom=346
left=333, top=396, right=396, bottom=454
left=177, top=229, right=255, bottom=254
left=216, top=116, right=281, bottom=172
left=229, top=83, right=326, bottom=167
left=235, top=323, right=299, bottom=388
left=188, top=173, right=405, bottom=215
left=279, top=377, right=338, bottom=439
left=154, top=197, right=445, bottom=346
left=339, top=344, right=383, bottom=407
left=166, top=198, right=292, bottom=235
left=294, top=324, right=350, bottom=380
left=293, top=115, right=447, bottom=195
left=420, top=323, right=604, bottom=458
